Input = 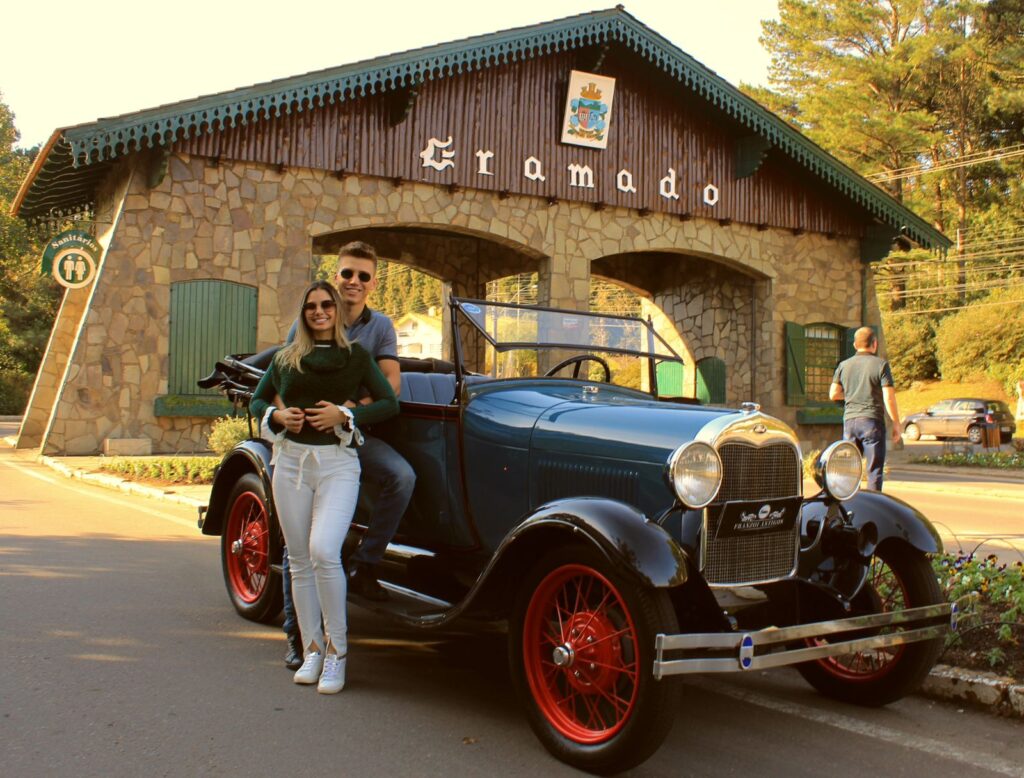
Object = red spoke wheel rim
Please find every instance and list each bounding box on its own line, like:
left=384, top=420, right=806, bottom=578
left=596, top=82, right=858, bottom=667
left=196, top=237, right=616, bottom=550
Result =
left=812, top=556, right=909, bottom=681
left=523, top=564, right=640, bottom=744
left=225, top=491, right=270, bottom=604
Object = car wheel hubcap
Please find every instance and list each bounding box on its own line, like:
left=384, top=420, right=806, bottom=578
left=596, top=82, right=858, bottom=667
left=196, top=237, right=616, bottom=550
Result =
left=225, top=492, right=269, bottom=604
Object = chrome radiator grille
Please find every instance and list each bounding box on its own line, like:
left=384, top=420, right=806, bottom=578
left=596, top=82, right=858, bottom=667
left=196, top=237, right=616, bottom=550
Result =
left=702, top=442, right=801, bottom=586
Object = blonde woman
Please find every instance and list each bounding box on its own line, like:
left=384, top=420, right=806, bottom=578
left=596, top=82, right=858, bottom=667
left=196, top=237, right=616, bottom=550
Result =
left=251, top=280, right=398, bottom=693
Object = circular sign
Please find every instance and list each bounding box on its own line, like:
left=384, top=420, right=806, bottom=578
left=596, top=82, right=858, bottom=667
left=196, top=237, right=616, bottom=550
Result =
left=52, top=247, right=97, bottom=289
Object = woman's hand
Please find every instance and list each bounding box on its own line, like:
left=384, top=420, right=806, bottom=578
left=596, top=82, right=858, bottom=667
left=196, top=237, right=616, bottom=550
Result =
left=305, top=400, right=346, bottom=432
left=272, top=407, right=305, bottom=433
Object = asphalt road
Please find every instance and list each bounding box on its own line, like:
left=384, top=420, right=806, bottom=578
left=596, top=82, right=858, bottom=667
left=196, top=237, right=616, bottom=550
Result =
left=2, top=445, right=1023, bottom=777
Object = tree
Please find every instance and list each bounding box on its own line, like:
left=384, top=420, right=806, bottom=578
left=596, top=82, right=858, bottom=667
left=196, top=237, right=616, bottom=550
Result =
left=0, top=92, right=59, bottom=414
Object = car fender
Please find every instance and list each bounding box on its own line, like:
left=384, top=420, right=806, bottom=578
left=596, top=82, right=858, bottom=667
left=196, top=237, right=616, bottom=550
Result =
left=494, top=497, right=691, bottom=589
left=842, top=489, right=943, bottom=555
left=200, top=439, right=274, bottom=537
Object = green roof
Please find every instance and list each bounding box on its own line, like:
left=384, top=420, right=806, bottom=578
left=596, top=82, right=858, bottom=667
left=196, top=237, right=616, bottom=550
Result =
left=13, top=6, right=950, bottom=249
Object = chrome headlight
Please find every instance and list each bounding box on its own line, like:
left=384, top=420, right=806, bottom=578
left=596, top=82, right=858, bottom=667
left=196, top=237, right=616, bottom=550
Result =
left=668, top=441, right=723, bottom=509
left=814, top=441, right=863, bottom=500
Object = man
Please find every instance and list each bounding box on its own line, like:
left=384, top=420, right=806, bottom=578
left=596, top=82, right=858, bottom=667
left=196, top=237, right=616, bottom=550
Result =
left=280, top=241, right=415, bottom=669
left=829, top=326, right=902, bottom=491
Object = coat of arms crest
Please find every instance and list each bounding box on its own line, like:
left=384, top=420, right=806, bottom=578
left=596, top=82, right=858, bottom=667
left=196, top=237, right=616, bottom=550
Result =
left=561, top=70, right=616, bottom=150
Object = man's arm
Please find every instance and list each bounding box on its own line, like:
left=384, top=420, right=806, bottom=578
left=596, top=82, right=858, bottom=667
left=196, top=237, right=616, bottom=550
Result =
left=883, top=386, right=902, bottom=443
left=829, top=382, right=845, bottom=401
left=379, top=358, right=401, bottom=397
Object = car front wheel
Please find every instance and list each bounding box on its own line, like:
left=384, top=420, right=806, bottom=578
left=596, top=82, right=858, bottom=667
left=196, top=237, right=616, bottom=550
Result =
left=510, top=545, right=679, bottom=775
left=903, top=423, right=920, bottom=441
left=797, top=542, right=943, bottom=706
left=221, top=472, right=283, bottom=623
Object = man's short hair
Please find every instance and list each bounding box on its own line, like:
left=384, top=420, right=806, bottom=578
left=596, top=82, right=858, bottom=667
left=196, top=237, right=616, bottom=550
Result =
left=854, top=326, right=877, bottom=350
left=337, top=241, right=378, bottom=273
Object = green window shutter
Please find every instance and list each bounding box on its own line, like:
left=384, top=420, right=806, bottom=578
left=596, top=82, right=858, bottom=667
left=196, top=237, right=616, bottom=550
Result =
left=169, top=280, right=258, bottom=395
left=843, top=327, right=857, bottom=361
left=656, top=361, right=685, bottom=396
left=785, top=321, right=807, bottom=406
left=696, top=357, right=726, bottom=405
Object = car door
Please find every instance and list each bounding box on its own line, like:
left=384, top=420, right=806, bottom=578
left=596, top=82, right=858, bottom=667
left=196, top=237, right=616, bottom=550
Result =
left=949, top=400, right=980, bottom=438
left=920, top=401, right=950, bottom=436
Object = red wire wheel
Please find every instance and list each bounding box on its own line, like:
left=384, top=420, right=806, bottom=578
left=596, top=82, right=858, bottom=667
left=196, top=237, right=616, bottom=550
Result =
left=225, top=490, right=271, bottom=604
left=510, top=545, right=679, bottom=774
left=522, top=563, right=640, bottom=743
left=798, top=542, right=944, bottom=706
left=220, top=472, right=283, bottom=623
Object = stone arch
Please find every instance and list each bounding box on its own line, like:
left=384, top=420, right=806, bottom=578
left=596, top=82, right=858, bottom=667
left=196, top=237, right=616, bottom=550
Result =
left=591, top=250, right=772, bottom=404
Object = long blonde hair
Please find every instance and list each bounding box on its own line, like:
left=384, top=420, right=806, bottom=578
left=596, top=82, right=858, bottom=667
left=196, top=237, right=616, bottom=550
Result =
left=276, top=281, right=350, bottom=372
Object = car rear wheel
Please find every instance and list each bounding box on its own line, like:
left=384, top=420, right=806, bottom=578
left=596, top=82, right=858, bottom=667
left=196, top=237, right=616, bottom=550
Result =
left=221, top=472, right=283, bottom=623
left=797, top=543, right=943, bottom=706
left=510, top=545, right=679, bottom=775
left=967, top=425, right=983, bottom=444
left=903, top=423, right=920, bottom=441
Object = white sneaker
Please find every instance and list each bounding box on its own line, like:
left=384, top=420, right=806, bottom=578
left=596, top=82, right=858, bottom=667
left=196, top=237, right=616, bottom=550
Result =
left=293, top=651, right=323, bottom=684
left=317, top=653, right=346, bottom=694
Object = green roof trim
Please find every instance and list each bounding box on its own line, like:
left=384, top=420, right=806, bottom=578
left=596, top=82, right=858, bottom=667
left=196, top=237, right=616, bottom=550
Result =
left=19, top=6, right=949, bottom=249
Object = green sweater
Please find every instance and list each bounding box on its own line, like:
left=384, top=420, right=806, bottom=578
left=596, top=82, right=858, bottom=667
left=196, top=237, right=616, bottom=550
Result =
left=250, top=342, right=398, bottom=446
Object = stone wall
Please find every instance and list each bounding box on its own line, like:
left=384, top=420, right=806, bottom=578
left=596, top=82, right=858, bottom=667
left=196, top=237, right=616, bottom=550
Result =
left=35, top=152, right=870, bottom=454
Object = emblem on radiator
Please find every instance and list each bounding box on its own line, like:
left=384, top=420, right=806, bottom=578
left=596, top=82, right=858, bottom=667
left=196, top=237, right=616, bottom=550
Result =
left=752, top=423, right=767, bottom=434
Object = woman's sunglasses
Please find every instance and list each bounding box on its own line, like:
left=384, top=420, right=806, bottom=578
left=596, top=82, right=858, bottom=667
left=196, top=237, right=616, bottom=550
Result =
left=303, top=300, right=337, bottom=313
left=338, top=268, right=372, bottom=283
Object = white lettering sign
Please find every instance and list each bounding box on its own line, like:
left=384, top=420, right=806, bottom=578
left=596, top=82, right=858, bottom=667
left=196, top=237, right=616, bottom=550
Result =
left=616, top=169, right=637, bottom=194
left=420, top=136, right=456, bottom=171
left=524, top=156, right=547, bottom=182
left=475, top=149, right=495, bottom=176
left=659, top=168, right=680, bottom=201
left=703, top=183, right=720, bottom=206
left=566, top=163, right=595, bottom=189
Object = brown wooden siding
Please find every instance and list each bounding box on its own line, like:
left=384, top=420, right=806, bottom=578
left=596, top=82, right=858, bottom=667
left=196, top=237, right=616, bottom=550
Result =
left=177, top=45, right=872, bottom=237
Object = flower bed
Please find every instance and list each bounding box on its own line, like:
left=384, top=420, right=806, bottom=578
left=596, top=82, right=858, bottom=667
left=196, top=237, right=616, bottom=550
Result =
left=100, top=456, right=218, bottom=485
left=934, top=554, right=1024, bottom=683
left=911, top=451, right=1024, bottom=470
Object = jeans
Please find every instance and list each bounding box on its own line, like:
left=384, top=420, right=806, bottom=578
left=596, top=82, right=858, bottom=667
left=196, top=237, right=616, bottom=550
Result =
left=844, top=416, right=886, bottom=491
left=273, top=439, right=361, bottom=656
left=281, top=435, right=415, bottom=639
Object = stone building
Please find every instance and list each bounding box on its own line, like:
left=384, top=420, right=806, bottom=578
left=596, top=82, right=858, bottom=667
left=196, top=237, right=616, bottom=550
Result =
left=12, top=8, right=947, bottom=455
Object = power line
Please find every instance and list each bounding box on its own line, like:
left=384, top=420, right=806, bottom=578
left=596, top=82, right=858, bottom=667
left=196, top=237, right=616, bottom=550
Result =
left=866, top=144, right=1024, bottom=183
left=885, top=296, right=1024, bottom=316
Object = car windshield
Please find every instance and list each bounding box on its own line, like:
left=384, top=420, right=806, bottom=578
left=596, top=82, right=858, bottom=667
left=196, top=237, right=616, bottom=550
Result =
left=453, top=297, right=685, bottom=392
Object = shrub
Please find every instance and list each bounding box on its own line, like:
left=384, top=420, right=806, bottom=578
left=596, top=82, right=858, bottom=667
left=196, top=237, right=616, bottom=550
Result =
left=0, top=369, right=33, bottom=415
left=934, top=290, right=1024, bottom=383
left=909, top=451, right=1024, bottom=469
left=883, top=314, right=938, bottom=384
left=207, top=415, right=251, bottom=456
left=802, top=448, right=821, bottom=481
left=100, top=456, right=218, bottom=484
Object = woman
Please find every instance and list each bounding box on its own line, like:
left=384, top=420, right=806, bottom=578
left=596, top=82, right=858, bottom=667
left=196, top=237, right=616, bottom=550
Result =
left=251, top=281, right=398, bottom=693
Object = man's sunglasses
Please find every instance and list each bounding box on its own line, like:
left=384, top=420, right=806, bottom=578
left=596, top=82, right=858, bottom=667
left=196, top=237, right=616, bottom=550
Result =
left=303, top=300, right=337, bottom=313
left=338, top=268, right=372, bottom=283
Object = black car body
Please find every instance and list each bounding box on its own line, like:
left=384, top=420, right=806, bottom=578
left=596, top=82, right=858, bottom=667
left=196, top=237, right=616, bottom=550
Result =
left=198, top=298, right=954, bottom=773
left=903, top=398, right=1016, bottom=444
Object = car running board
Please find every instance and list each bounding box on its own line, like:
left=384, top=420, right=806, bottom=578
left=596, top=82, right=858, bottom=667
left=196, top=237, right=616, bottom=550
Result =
left=653, top=601, right=955, bottom=678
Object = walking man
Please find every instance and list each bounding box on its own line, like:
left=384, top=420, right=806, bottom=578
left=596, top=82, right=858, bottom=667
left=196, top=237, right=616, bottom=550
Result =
left=829, top=326, right=902, bottom=491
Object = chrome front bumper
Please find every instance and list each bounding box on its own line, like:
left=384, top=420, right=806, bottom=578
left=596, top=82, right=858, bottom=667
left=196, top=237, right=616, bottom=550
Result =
left=653, top=602, right=956, bottom=679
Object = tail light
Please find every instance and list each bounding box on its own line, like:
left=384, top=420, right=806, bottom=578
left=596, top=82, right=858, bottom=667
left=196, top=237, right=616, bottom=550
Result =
left=985, top=413, right=995, bottom=423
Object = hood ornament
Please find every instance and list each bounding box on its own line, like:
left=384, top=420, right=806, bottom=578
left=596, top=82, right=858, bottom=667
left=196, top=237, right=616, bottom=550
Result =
left=740, top=401, right=761, bottom=415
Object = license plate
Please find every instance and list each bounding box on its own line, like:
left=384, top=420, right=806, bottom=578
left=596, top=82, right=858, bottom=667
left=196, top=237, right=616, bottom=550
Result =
left=1002, top=426, right=1011, bottom=432
left=713, top=497, right=802, bottom=540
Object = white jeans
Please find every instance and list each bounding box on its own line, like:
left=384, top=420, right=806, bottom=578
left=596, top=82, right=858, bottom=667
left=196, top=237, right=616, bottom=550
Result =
left=272, top=439, right=360, bottom=657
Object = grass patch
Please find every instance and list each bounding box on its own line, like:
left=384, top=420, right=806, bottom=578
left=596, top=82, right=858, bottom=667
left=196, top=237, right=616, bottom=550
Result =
left=896, top=377, right=1010, bottom=417
left=100, top=456, right=218, bottom=485
left=935, top=553, right=1024, bottom=681
left=909, top=451, right=1024, bottom=469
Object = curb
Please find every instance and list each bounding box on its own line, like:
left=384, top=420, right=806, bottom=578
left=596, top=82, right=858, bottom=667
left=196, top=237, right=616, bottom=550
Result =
left=921, top=664, right=1024, bottom=718
left=38, top=455, right=207, bottom=510
left=24, top=449, right=1024, bottom=719
left=0, top=415, right=23, bottom=422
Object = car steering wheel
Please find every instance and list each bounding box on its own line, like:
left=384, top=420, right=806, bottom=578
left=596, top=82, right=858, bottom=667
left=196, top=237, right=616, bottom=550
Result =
left=543, top=354, right=612, bottom=382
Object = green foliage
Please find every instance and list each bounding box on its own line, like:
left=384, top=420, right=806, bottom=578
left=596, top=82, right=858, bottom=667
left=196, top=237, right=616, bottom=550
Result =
left=933, top=289, right=1024, bottom=382
left=884, top=314, right=938, bottom=384
left=100, top=456, right=218, bottom=484
left=207, top=415, right=251, bottom=456
left=0, top=92, right=60, bottom=415
left=933, top=553, right=1024, bottom=666
left=802, top=448, right=821, bottom=481
left=910, top=451, right=1024, bottom=469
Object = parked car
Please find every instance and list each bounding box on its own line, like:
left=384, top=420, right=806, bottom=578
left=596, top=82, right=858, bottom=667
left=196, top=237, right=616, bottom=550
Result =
left=198, top=298, right=953, bottom=774
left=903, top=398, right=1016, bottom=444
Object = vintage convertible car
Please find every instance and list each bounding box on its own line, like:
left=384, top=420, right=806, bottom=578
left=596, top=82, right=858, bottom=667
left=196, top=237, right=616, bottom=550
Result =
left=198, top=297, right=954, bottom=774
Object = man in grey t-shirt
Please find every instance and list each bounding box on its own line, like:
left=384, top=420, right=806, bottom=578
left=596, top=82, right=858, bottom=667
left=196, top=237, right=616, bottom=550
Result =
left=829, top=326, right=902, bottom=491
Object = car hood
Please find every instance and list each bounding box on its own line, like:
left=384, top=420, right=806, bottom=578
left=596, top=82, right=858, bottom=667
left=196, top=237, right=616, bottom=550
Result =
left=531, top=397, right=741, bottom=464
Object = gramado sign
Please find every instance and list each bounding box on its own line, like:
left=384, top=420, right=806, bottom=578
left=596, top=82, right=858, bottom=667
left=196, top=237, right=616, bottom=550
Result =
left=418, top=136, right=722, bottom=209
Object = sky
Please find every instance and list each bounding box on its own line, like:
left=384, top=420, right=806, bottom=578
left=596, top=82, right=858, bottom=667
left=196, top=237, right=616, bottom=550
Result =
left=1, top=0, right=779, bottom=150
